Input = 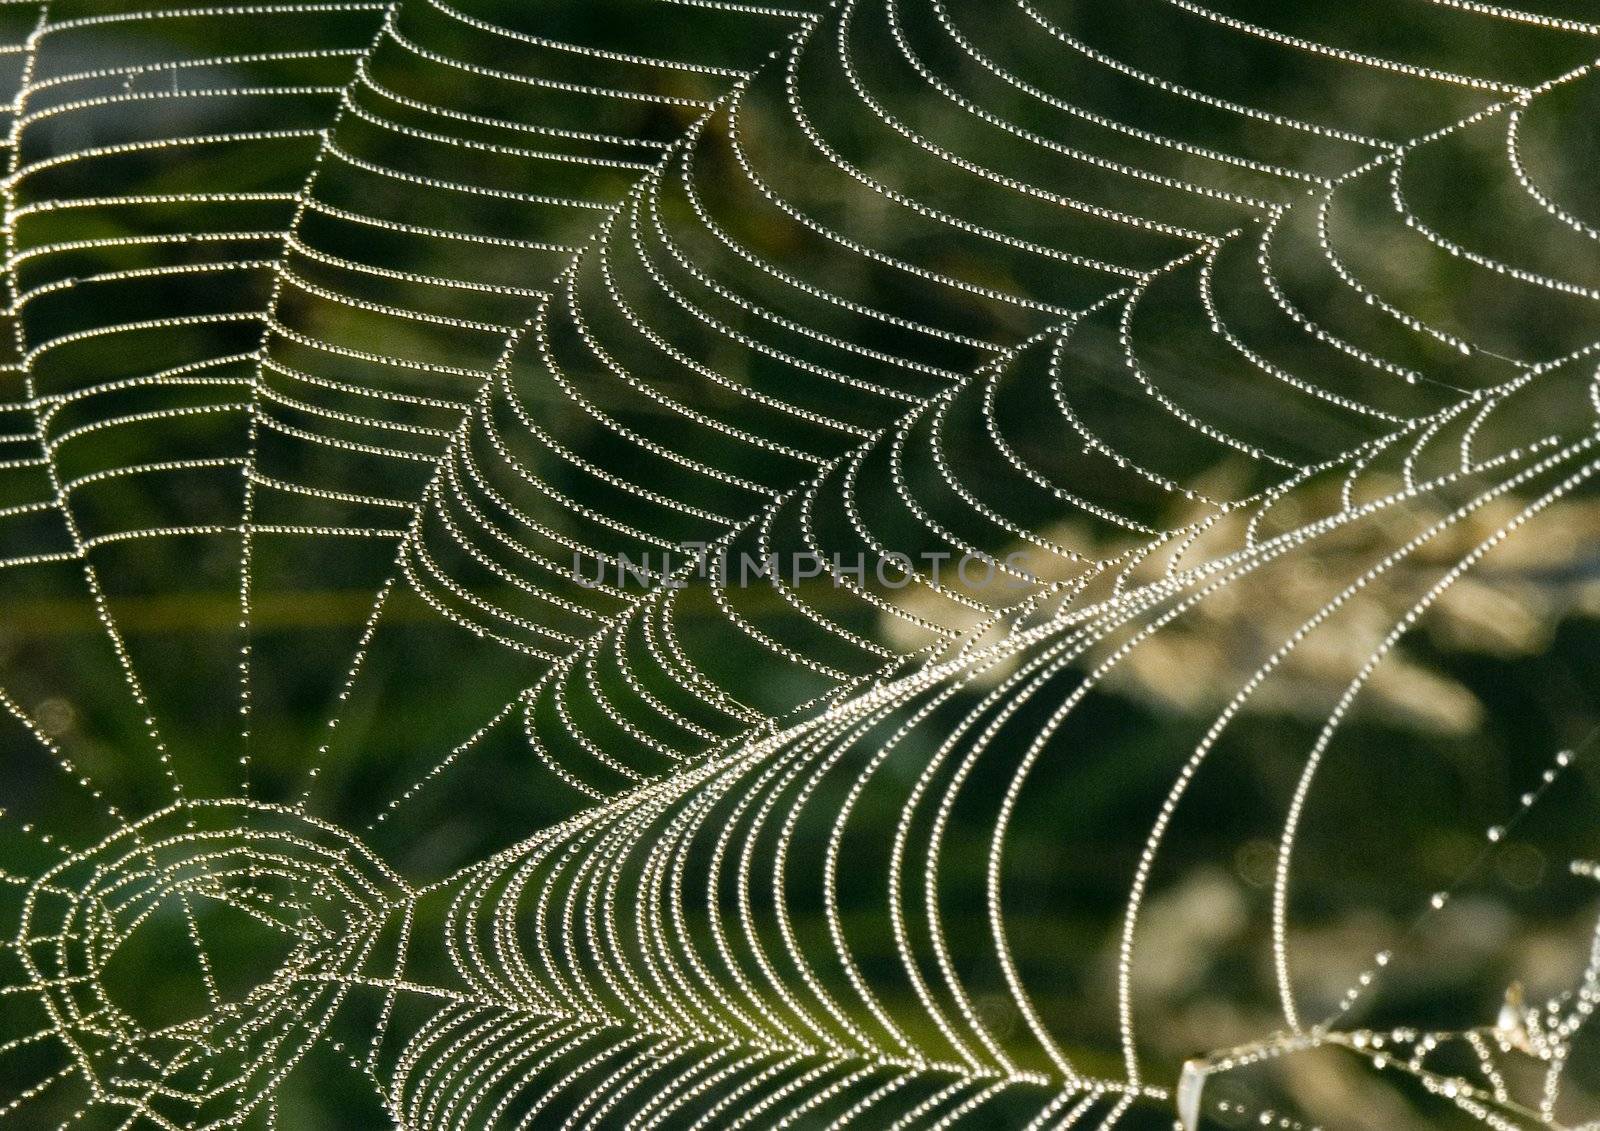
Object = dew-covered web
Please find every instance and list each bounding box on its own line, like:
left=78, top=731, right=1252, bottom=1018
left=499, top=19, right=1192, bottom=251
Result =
left=0, top=0, right=1598, bottom=1126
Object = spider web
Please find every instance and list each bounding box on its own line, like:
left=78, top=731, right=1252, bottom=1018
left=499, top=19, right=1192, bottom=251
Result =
left=0, top=0, right=1598, bottom=1127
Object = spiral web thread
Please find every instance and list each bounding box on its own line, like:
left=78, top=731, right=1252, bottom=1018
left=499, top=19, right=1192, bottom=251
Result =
left=0, top=0, right=1598, bottom=1127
